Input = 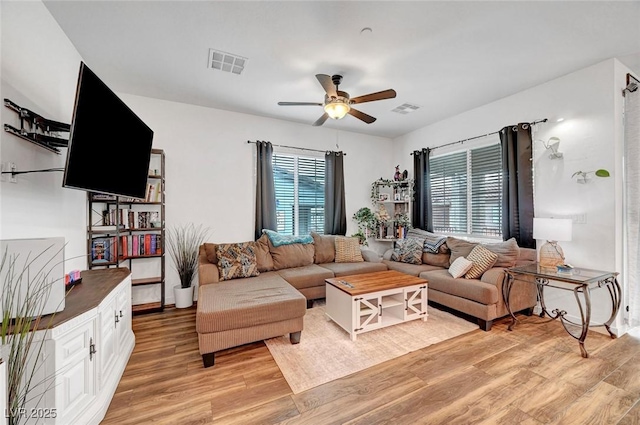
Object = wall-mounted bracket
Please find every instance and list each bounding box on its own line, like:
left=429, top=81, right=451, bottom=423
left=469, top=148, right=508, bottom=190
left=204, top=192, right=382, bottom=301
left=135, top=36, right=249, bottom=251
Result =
left=3, top=98, right=70, bottom=154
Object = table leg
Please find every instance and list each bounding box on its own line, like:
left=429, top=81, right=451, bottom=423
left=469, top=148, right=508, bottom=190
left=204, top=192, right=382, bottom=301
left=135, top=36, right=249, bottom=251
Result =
left=572, top=285, right=591, bottom=358
left=603, top=277, right=622, bottom=338
left=503, top=272, right=518, bottom=331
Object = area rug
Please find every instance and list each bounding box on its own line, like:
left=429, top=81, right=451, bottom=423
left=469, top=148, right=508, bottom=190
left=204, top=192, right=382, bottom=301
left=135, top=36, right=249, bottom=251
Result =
left=264, top=303, right=477, bottom=394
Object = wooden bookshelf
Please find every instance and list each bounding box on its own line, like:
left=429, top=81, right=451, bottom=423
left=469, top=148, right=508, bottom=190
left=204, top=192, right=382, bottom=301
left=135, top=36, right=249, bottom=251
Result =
left=87, top=148, right=165, bottom=315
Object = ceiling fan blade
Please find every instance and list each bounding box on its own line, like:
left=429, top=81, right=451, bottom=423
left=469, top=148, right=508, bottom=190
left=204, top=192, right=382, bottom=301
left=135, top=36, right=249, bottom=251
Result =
left=348, top=108, right=376, bottom=124
left=316, top=74, right=337, bottom=98
left=312, top=113, right=329, bottom=127
left=350, top=89, right=397, bottom=104
left=278, top=102, right=323, bottom=106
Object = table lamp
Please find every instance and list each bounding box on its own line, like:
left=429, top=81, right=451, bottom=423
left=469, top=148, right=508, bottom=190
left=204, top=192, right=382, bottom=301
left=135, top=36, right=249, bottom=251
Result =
left=533, top=218, right=572, bottom=269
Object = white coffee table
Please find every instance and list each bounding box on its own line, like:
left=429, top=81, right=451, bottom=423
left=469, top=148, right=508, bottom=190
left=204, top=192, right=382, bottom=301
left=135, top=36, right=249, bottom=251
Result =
left=325, top=270, right=428, bottom=341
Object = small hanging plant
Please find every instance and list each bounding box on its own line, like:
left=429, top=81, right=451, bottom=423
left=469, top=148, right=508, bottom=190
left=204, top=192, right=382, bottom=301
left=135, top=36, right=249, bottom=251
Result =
left=572, top=169, right=610, bottom=184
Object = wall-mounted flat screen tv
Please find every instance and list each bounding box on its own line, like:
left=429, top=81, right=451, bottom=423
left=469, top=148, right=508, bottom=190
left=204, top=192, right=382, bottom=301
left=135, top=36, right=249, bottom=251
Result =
left=63, top=62, right=153, bottom=199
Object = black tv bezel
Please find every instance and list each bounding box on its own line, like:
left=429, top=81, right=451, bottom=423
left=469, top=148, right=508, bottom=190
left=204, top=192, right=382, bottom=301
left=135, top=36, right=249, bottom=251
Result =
left=63, top=62, right=154, bottom=200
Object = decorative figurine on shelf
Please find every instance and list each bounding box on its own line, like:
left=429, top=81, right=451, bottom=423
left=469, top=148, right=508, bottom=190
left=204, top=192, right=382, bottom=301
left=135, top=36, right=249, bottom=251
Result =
left=402, top=170, right=408, bottom=180
left=394, top=165, right=401, bottom=181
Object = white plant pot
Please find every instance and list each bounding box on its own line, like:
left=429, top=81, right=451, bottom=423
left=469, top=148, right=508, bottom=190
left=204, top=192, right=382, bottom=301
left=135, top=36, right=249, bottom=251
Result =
left=173, top=285, right=194, bottom=308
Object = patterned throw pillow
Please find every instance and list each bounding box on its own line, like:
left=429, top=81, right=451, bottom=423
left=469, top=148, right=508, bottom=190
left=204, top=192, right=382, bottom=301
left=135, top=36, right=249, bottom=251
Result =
left=406, top=228, right=447, bottom=253
left=262, top=229, right=313, bottom=247
left=391, top=238, right=423, bottom=265
left=334, top=237, right=364, bottom=263
left=464, top=245, right=499, bottom=279
left=216, top=242, right=260, bottom=281
left=448, top=256, right=474, bottom=278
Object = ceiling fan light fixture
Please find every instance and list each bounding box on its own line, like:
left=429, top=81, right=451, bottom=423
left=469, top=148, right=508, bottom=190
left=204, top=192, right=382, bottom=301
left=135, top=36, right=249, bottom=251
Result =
left=324, top=100, right=350, bottom=120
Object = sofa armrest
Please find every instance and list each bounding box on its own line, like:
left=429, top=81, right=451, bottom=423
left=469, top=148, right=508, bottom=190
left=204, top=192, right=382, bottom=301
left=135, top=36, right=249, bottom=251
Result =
left=361, top=249, right=382, bottom=263
left=480, top=267, right=506, bottom=287
left=198, top=245, right=219, bottom=285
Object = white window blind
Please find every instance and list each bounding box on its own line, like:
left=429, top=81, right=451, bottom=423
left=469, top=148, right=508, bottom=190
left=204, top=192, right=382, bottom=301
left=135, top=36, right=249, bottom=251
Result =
left=272, top=153, right=325, bottom=236
left=429, top=143, right=502, bottom=238
left=430, top=151, right=468, bottom=234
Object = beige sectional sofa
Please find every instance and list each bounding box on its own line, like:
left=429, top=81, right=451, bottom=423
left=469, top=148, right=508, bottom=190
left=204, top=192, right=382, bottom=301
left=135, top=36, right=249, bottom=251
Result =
left=195, top=232, right=537, bottom=367
left=383, top=236, right=537, bottom=331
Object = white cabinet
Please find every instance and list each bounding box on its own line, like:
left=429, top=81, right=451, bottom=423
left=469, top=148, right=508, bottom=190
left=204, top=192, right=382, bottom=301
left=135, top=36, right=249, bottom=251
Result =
left=27, top=269, right=134, bottom=425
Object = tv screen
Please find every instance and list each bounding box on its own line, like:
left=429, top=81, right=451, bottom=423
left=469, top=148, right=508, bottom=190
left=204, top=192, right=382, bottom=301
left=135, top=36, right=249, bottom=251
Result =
left=63, top=62, right=153, bottom=199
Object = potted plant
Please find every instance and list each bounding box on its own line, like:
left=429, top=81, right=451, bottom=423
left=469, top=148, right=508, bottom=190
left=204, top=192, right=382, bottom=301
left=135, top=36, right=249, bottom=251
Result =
left=352, top=207, right=377, bottom=245
left=166, top=224, right=210, bottom=308
left=1, top=245, right=62, bottom=425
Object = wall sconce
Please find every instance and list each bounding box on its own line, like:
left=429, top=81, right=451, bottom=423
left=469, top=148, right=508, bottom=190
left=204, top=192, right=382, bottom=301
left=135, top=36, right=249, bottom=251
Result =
left=542, top=137, right=563, bottom=159
left=571, top=169, right=610, bottom=184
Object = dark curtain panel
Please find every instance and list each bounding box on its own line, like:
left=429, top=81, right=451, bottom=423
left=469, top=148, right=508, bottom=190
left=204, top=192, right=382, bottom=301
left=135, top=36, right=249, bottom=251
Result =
left=412, top=148, right=433, bottom=232
left=255, top=141, right=277, bottom=240
left=324, top=151, right=347, bottom=235
left=500, top=123, right=534, bottom=248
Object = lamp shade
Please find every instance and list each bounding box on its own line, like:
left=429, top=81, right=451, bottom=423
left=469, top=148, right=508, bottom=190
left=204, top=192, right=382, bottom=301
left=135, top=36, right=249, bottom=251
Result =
left=533, top=218, right=572, bottom=242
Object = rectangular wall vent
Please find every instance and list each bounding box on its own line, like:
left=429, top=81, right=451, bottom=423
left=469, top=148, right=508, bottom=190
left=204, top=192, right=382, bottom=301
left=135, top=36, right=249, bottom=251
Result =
left=391, top=103, right=420, bottom=114
left=208, top=49, right=247, bottom=75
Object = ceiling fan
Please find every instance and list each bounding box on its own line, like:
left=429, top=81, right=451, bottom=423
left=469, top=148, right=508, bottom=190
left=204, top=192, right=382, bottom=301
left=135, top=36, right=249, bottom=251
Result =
left=278, top=74, right=397, bottom=126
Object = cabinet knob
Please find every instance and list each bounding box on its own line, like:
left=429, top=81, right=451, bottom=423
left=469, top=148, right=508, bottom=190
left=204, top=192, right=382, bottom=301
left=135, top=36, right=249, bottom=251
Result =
left=119, top=310, right=123, bottom=318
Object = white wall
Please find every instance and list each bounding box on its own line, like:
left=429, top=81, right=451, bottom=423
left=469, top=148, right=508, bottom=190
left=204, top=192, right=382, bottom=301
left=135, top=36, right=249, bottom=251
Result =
left=118, top=94, right=394, bottom=304
left=0, top=1, right=85, bottom=272
left=394, top=59, right=627, bottom=332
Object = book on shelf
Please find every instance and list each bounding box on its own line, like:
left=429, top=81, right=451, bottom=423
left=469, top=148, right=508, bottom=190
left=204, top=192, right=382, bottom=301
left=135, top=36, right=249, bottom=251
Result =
left=91, top=237, right=117, bottom=263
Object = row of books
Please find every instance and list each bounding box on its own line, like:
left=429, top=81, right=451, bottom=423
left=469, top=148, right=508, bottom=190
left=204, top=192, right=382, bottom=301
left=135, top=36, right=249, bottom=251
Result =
left=102, top=210, right=160, bottom=229
left=91, top=235, right=162, bottom=263
left=144, top=182, right=162, bottom=202
left=120, top=234, right=163, bottom=258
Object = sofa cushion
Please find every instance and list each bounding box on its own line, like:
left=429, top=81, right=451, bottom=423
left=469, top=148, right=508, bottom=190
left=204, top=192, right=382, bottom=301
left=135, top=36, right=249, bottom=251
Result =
left=383, top=260, right=442, bottom=277
left=448, top=257, right=474, bottom=278
left=446, top=237, right=478, bottom=265
left=391, top=238, right=423, bottom=264
left=420, top=269, right=499, bottom=305
left=311, top=232, right=336, bottom=264
left=277, top=264, right=335, bottom=291
left=268, top=239, right=315, bottom=270
left=319, top=261, right=387, bottom=277
left=203, top=243, right=219, bottom=265
left=196, top=272, right=305, bottom=333
left=216, top=242, right=260, bottom=281
left=263, top=229, right=313, bottom=247
left=465, top=245, right=499, bottom=279
left=483, top=238, right=520, bottom=268
left=422, top=252, right=451, bottom=268
left=335, top=237, right=364, bottom=263
left=253, top=234, right=275, bottom=272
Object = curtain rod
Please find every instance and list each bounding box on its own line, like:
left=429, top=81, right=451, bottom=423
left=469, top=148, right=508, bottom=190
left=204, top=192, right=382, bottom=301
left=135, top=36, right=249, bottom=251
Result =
left=409, top=118, right=548, bottom=155
left=247, top=140, right=347, bottom=155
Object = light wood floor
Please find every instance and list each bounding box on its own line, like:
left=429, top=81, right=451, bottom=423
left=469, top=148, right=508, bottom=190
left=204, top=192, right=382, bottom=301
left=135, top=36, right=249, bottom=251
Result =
left=102, top=305, right=640, bottom=425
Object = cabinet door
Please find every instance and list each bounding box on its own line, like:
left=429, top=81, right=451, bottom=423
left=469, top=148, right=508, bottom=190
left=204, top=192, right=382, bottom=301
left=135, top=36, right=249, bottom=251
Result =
left=404, top=286, right=428, bottom=320
left=355, top=296, right=381, bottom=333
left=115, top=284, right=131, bottom=345
left=99, top=299, right=118, bottom=388
left=54, top=320, right=96, bottom=425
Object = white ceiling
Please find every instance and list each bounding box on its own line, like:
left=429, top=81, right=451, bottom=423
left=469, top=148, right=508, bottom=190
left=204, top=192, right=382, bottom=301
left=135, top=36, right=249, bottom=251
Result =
left=44, top=1, right=640, bottom=139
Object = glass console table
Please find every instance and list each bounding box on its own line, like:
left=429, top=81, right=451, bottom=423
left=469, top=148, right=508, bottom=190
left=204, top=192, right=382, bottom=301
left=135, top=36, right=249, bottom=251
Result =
left=504, top=263, right=621, bottom=358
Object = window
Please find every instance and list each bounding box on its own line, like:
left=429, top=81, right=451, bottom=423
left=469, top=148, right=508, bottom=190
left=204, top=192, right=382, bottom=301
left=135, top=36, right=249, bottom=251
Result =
left=272, top=153, right=325, bottom=235
left=429, top=142, right=502, bottom=238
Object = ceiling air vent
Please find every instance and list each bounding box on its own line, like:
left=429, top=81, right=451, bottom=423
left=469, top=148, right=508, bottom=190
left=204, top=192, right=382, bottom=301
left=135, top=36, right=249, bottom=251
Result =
left=391, top=103, right=420, bottom=114
left=208, top=49, right=247, bottom=75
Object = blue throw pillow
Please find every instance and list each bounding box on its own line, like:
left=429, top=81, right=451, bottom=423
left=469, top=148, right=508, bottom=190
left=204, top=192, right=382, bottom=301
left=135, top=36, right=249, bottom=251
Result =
left=262, top=229, right=313, bottom=247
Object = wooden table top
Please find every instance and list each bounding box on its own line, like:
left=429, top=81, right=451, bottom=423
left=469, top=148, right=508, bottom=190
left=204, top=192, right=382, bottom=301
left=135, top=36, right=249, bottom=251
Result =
left=325, top=270, right=428, bottom=296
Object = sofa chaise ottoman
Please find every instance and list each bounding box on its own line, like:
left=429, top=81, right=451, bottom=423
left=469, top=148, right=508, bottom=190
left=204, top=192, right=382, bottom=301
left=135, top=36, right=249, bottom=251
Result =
left=196, top=272, right=306, bottom=367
